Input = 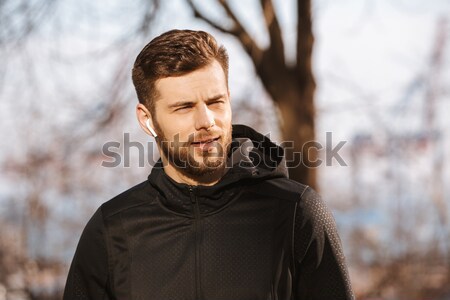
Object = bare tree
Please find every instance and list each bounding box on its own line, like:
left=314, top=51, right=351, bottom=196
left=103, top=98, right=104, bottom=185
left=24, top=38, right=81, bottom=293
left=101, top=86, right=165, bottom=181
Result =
left=186, top=0, right=318, bottom=188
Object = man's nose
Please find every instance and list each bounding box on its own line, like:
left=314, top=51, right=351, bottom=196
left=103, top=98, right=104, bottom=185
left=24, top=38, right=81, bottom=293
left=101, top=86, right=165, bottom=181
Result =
left=195, top=104, right=215, bottom=131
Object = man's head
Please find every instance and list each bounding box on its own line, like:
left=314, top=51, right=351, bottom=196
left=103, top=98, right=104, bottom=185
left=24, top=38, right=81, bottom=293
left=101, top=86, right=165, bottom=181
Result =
left=133, top=29, right=233, bottom=185
left=132, top=29, right=229, bottom=117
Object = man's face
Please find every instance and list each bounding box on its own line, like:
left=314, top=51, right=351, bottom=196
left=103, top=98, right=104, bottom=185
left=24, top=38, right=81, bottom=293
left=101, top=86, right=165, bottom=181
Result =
left=152, top=60, right=232, bottom=178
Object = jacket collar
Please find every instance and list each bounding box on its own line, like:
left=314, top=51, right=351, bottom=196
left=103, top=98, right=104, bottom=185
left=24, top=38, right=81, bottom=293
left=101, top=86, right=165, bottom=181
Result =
left=147, top=124, right=288, bottom=216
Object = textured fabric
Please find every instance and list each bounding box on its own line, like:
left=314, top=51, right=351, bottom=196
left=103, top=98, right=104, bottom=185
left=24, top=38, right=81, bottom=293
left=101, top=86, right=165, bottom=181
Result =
left=63, top=124, right=354, bottom=300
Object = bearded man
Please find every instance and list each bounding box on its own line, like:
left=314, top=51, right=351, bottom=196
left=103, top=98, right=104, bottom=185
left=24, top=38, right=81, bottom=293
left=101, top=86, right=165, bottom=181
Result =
left=63, top=29, right=354, bottom=300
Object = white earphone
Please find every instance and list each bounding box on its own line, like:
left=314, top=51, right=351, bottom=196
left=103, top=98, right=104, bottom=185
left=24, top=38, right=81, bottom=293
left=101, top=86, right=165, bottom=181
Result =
left=146, top=119, right=158, bottom=138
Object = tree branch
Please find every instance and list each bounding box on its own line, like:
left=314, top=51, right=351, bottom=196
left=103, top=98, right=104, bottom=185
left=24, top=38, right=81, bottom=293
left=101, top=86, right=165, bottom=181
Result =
left=137, top=0, right=160, bottom=36
left=259, top=0, right=285, bottom=65
left=296, top=0, right=314, bottom=78
left=187, top=0, right=263, bottom=66
left=186, top=0, right=234, bottom=34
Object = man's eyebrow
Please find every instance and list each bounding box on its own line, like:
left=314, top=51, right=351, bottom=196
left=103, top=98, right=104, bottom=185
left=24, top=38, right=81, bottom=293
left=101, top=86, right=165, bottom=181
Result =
left=205, top=94, right=227, bottom=103
left=168, top=94, right=227, bottom=108
left=167, top=101, right=195, bottom=109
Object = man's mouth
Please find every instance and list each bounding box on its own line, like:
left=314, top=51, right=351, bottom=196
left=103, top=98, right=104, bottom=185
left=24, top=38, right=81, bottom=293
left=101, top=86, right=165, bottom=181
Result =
left=191, top=137, right=220, bottom=147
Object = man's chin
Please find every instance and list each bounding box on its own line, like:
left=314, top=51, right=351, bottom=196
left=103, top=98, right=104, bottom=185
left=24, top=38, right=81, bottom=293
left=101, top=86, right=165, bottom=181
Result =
left=182, top=158, right=226, bottom=178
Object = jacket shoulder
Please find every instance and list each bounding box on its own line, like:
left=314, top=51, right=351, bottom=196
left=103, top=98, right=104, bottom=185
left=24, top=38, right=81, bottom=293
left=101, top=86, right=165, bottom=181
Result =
left=100, top=180, right=157, bottom=218
left=250, top=177, right=309, bottom=203
left=296, top=185, right=329, bottom=217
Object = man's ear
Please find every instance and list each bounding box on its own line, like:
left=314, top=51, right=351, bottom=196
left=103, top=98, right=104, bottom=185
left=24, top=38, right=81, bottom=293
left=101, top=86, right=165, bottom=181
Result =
left=136, top=103, right=157, bottom=137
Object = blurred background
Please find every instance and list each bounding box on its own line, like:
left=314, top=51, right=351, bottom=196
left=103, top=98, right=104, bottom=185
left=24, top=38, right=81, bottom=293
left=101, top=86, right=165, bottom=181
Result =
left=1, top=0, right=449, bottom=299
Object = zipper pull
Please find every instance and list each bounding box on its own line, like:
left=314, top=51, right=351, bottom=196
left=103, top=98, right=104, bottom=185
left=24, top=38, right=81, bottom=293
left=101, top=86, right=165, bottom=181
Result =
left=188, top=186, right=196, bottom=203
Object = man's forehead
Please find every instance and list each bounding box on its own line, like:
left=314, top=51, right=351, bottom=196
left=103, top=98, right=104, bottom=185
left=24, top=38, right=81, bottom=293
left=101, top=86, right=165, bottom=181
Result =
left=154, top=63, right=228, bottom=105
left=155, top=88, right=227, bottom=107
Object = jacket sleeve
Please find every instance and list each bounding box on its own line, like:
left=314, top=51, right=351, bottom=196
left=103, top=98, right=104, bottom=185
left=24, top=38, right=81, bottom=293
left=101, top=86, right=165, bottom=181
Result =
left=293, top=187, right=354, bottom=300
left=63, top=207, right=112, bottom=300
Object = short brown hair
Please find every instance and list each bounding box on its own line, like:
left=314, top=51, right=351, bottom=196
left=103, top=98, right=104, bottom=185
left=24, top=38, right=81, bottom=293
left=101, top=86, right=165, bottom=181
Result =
left=132, top=29, right=229, bottom=116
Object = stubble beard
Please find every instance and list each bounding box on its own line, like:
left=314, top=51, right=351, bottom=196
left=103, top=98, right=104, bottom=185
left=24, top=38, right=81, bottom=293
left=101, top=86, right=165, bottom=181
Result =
left=155, top=123, right=232, bottom=178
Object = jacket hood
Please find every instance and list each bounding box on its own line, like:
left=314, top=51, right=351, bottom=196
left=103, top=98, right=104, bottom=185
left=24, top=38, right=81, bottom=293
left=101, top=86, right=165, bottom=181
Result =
left=147, top=124, right=288, bottom=216
left=226, top=124, right=288, bottom=179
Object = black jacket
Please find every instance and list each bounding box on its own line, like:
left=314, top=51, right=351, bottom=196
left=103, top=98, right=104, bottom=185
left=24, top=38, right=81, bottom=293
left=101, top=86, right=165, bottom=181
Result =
left=64, top=124, right=354, bottom=300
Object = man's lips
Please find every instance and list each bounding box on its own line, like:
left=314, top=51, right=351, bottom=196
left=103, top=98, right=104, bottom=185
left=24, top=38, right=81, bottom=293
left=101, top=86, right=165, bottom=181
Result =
left=191, top=137, right=220, bottom=146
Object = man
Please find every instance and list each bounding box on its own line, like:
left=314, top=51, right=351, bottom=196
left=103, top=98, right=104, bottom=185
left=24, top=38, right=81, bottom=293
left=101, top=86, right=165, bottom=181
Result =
left=64, top=29, right=354, bottom=300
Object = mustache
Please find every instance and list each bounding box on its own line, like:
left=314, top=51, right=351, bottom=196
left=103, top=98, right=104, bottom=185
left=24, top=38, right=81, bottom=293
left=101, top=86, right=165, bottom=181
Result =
left=159, top=131, right=223, bottom=146
left=187, top=131, right=222, bottom=143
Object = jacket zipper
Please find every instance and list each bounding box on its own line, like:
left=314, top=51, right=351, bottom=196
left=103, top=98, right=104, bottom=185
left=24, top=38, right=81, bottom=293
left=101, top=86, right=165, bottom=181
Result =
left=189, top=186, right=202, bottom=300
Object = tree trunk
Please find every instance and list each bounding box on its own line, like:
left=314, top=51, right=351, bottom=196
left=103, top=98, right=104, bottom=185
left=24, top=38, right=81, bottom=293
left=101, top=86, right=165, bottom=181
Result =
left=277, top=79, right=316, bottom=189
left=257, top=66, right=317, bottom=189
left=253, top=0, right=316, bottom=189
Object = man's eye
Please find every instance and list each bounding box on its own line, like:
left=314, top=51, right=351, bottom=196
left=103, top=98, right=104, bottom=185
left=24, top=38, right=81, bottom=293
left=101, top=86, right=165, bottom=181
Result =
left=210, top=100, right=224, bottom=105
left=175, top=106, right=191, bottom=112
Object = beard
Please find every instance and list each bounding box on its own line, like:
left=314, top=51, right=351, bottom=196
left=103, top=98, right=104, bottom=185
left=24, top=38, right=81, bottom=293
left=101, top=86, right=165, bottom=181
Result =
left=154, top=122, right=232, bottom=178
